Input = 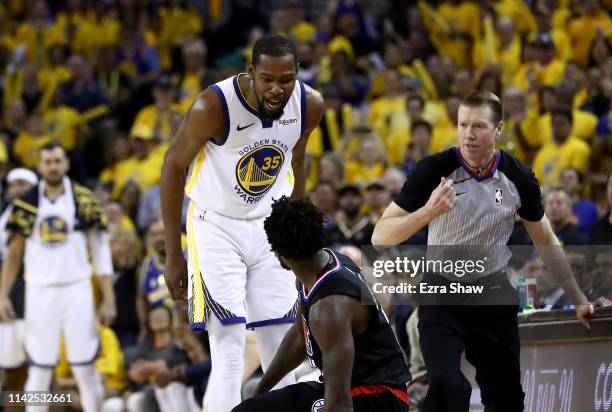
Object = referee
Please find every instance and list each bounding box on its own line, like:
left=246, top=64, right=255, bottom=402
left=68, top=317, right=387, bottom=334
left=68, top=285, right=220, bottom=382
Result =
left=372, top=91, right=593, bottom=412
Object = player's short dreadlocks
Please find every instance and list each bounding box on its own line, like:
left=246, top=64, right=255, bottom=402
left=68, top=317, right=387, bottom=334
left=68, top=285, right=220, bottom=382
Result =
left=264, top=196, right=328, bottom=261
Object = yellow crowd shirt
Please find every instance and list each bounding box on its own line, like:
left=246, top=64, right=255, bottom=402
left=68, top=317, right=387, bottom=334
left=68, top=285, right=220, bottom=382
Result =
left=532, top=137, right=591, bottom=189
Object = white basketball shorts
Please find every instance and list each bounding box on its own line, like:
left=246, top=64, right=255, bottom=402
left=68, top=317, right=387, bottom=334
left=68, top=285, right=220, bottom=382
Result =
left=186, top=203, right=297, bottom=330
left=25, top=278, right=99, bottom=367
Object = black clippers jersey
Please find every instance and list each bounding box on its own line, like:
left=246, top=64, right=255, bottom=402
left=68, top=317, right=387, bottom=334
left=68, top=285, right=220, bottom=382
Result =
left=299, top=249, right=411, bottom=387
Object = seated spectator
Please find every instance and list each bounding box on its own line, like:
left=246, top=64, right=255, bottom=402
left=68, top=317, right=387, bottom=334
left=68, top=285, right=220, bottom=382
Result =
left=430, top=95, right=460, bottom=154
left=317, top=152, right=345, bottom=189
left=13, top=113, right=52, bottom=169
left=60, top=54, right=109, bottom=124
left=328, top=184, right=374, bottom=247
left=382, top=167, right=407, bottom=198
left=403, top=120, right=432, bottom=177
left=119, top=181, right=142, bottom=224
left=592, top=252, right=612, bottom=300
left=537, top=79, right=598, bottom=143
left=344, top=135, right=386, bottom=186
left=590, top=173, right=612, bottom=245
left=533, top=256, right=571, bottom=310
left=132, top=75, right=184, bottom=144
left=124, top=305, right=194, bottom=412
left=137, top=219, right=171, bottom=334
left=533, top=109, right=591, bottom=190
left=104, top=200, right=137, bottom=234
left=174, top=39, right=214, bottom=110
left=136, top=184, right=189, bottom=234
left=501, top=87, right=541, bottom=163
left=0, top=100, right=28, bottom=144
left=544, top=188, right=588, bottom=245
left=363, top=181, right=391, bottom=224
left=559, top=167, right=599, bottom=235
left=309, top=180, right=338, bottom=227
left=110, top=228, right=142, bottom=349
left=368, top=70, right=407, bottom=149
left=105, top=125, right=163, bottom=198
left=116, top=25, right=161, bottom=89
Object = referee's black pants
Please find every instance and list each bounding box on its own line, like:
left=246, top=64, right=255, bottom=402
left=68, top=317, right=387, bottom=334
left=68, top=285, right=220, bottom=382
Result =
left=418, top=305, right=524, bottom=412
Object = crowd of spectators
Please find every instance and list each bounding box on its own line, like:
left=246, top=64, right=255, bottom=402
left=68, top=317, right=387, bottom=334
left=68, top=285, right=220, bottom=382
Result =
left=0, top=0, right=611, bottom=410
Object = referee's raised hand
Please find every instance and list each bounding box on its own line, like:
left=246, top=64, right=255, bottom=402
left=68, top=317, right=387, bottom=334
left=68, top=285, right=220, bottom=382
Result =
left=424, top=177, right=456, bottom=219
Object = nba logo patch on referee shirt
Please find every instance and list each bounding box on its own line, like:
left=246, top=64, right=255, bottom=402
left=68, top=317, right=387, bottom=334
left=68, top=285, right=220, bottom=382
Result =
left=495, top=188, right=503, bottom=206
left=311, top=399, right=325, bottom=411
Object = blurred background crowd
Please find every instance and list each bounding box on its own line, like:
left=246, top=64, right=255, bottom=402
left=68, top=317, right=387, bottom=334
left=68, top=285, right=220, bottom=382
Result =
left=0, top=0, right=611, bottom=410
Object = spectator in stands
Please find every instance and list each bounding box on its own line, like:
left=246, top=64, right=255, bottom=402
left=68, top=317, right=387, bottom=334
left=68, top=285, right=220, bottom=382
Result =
left=124, top=305, right=193, bottom=412
left=533, top=109, right=591, bottom=189
left=404, top=120, right=432, bottom=176
left=155, top=304, right=210, bottom=410
left=344, top=134, right=386, bottom=186
left=317, top=152, right=344, bottom=188
left=326, top=39, right=369, bottom=107
left=309, top=180, right=338, bottom=227
left=42, top=87, right=85, bottom=154
left=476, top=69, right=503, bottom=99
left=0, top=100, right=28, bottom=144
left=60, top=54, right=109, bottom=123
left=132, top=75, right=183, bottom=144
left=533, top=256, right=572, bottom=310
left=592, top=252, right=612, bottom=300
left=119, top=181, right=141, bottom=224
left=559, top=167, right=599, bottom=235
left=386, top=95, right=426, bottom=167
left=137, top=218, right=170, bottom=330
left=328, top=184, right=374, bottom=247
left=106, top=125, right=162, bottom=199
left=13, top=113, right=52, bottom=169
left=544, top=188, right=588, bottom=245
left=104, top=200, right=136, bottom=234
left=382, top=167, right=406, bottom=198
left=369, top=70, right=407, bottom=144
left=110, top=228, right=142, bottom=348
left=590, top=172, right=612, bottom=245
left=501, top=87, right=541, bottom=163
left=174, top=39, right=213, bottom=109
left=532, top=33, right=566, bottom=88
left=430, top=94, right=461, bottom=154
left=116, top=25, right=160, bottom=89
left=453, top=69, right=474, bottom=99
left=568, top=0, right=612, bottom=68
left=363, top=181, right=391, bottom=224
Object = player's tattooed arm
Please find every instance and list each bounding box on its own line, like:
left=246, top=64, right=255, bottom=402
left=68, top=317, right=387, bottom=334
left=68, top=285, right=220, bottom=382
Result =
left=291, top=85, right=324, bottom=199
left=309, top=295, right=355, bottom=412
left=160, top=90, right=223, bottom=299
left=254, top=306, right=306, bottom=396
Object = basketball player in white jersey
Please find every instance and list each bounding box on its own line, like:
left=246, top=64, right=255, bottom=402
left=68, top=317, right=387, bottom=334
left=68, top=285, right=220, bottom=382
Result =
left=161, top=35, right=324, bottom=411
left=0, top=142, right=116, bottom=412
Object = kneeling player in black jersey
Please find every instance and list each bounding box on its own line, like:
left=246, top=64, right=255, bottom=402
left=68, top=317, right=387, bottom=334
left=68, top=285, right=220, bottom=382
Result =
left=233, top=197, right=411, bottom=412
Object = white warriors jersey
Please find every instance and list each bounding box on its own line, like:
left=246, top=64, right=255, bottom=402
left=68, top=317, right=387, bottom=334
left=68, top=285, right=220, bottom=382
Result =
left=185, top=74, right=306, bottom=219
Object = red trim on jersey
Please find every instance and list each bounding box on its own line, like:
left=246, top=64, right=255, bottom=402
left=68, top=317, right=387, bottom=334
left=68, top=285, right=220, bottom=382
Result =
left=351, top=384, right=409, bottom=404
